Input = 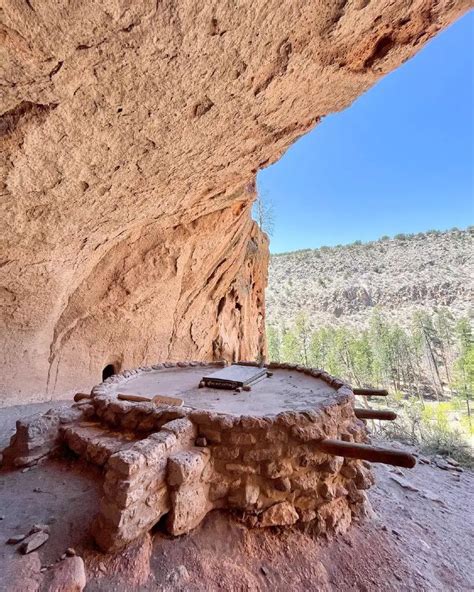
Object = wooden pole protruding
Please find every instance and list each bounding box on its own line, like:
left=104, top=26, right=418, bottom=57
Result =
left=354, top=408, right=397, bottom=421
left=353, top=387, right=389, bottom=397
left=317, top=439, right=416, bottom=468
left=118, top=393, right=152, bottom=403
left=117, top=393, right=184, bottom=406
left=74, top=393, right=91, bottom=402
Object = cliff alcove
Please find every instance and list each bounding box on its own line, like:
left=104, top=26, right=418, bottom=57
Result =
left=0, top=0, right=469, bottom=405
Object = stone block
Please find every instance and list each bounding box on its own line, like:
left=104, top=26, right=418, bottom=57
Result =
left=57, top=406, right=85, bottom=425
left=198, top=427, right=222, bottom=443
left=100, top=488, right=169, bottom=532
left=340, top=463, right=357, bottom=479
left=244, top=482, right=260, bottom=506
left=144, top=486, right=170, bottom=513
left=212, top=446, right=239, bottom=460
left=201, top=458, right=214, bottom=482
left=260, top=487, right=289, bottom=504
left=275, top=411, right=300, bottom=428
left=120, top=409, right=144, bottom=430
left=148, top=430, right=178, bottom=451
left=299, top=508, right=317, bottom=523
left=214, top=415, right=236, bottom=430
left=228, top=482, right=259, bottom=507
left=264, top=459, right=293, bottom=479
left=228, top=432, right=256, bottom=446
left=265, top=429, right=288, bottom=444
left=294, top=494, right=319, bottom=511
left=243, top=448, right=277, bottom=463
left=168, top=449, right=210, bottom=486
left=167, top=483, right=211, bottom=536
left=291, top=471, right=321, bottom=492
left=99, top=499, right=123, bottom=527
left=239, top=416, right=269, bottom=430
left=108, top=450, right=146, bottom=477
left=161, top=418, right=197, bottom=444
left=259, top=502, right=299, bottom=527
left=45, top=557, right=86, bottom=592
left=346, top=482, right=365, bottom=504
left=19, top=531, right=49, bottom=554
left=318, top=482, right=336, bottom=500
left=123, top=432, right=177, bottom=469
left=225, top=463, right=258, bottom=474
left=335, top=485, right=349, bottom=498
left=103, top=468, right=167, bottom=508
left=291, top=423, right=325, bottom=442
left=354, top=464, right=374, bottom=490
left=318, top=455, right=344, bottom=475
left=319, top=498, right=352, bottom=534
left=188, top=410, right=219, bottom=426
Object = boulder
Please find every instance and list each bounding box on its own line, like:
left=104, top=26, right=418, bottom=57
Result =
left=259, top=502, right=299, bottom=527
left=45, top=557, right=87, bottom=592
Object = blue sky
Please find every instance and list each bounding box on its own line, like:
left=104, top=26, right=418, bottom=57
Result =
left=257, top=12, right=474, bottom=254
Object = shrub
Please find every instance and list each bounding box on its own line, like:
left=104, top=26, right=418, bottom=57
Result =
left=376, top=396, right=473, bottom=467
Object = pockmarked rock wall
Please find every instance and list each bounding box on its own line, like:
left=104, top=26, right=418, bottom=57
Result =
left=0, top=1, right=469, bottom=402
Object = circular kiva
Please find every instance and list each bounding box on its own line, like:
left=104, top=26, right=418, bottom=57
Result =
left=86, top=362, right=372, bottom=552
left=91, top=361, right=351, bottom=425
left=75, top=362, right=413, bottom=552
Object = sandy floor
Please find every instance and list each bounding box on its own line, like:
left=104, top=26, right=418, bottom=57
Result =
left=0, top=403, right=473, bottom=591
left=109, top=367, right=336, bottom=416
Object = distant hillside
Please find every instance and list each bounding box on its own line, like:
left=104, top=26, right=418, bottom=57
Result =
left=267, top=228, right=474, bottom=330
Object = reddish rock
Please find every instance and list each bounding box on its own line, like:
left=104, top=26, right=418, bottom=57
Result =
left=1, top=1, right=468, bottom=403
left=259, top=501, right=299, bottom=527
left=45, top=557, right=87, bottom=592
left=2, top=552, right=42, bottom=592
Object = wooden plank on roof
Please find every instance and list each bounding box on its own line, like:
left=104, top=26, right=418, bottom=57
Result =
left=201, top=364, right=267, bottom=389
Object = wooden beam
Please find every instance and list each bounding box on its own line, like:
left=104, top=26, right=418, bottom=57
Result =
left=118, top=393, right=151, bottom=403
left=353, top=387, right=389, bottom=397
left=118, top=393, right=184, bottom=406
left=317, top=439, right=416, bottom=468
left=354, top=408, right=397, bottom=421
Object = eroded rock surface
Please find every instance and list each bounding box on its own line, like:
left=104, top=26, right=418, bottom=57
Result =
left=0, top=0, right=468, bottom=402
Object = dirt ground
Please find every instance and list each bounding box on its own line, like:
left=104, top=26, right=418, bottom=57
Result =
left=0, top=402, right=472, bottom=591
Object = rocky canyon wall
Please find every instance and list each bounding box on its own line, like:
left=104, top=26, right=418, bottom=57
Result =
left=0, top=0, right=469, bottom=403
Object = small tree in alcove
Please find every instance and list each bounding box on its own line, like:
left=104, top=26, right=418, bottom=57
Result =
left=253, top=193, right=275, bottom=237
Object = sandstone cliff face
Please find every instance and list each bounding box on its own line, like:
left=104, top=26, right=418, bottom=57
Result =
left=0, top=1, right=468, bottom=402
